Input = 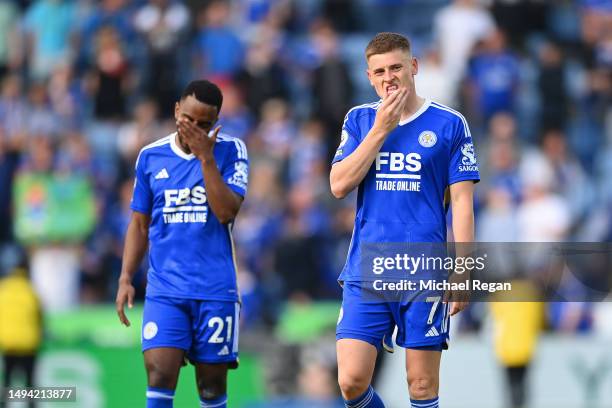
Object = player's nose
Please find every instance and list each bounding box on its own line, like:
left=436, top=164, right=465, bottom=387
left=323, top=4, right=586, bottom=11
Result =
left=382, top=70, right=395, bottom=83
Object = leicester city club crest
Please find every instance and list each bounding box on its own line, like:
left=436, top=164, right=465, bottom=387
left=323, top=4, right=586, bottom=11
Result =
left=418, top=131, right=437, bottom=148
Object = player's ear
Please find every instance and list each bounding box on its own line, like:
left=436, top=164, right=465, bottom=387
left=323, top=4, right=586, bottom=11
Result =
left=366, top=69, right=374, bottom=87
left=412, top=57, right=419, bottom=75
left=174, top=102, right=180, bottom=121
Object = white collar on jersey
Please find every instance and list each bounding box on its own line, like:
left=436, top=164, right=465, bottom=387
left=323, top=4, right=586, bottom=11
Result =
left=170, top=132, right=196, bottom=160
left=398, top=98, right=431, bottom=126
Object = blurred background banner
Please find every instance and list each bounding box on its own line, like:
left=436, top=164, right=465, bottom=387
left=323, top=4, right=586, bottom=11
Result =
left=13, top=173, right=96, bottom=244
left=0, top=0, right=610, bottom=407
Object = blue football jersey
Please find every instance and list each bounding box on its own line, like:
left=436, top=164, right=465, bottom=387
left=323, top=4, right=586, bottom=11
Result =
left=332, top=100, right=480, bottom=282
left=131, top=132, right=248, bottom=301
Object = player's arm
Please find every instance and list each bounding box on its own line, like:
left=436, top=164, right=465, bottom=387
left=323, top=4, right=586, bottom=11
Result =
left=448, top=180, right=475, bottom=316
left=330, top=89, right=408, bottom=199
left=178, top=119, right=243, bottom=224
left=200, top=159, right=243, bottom=223
left=116, top=211, right=150, bottom=327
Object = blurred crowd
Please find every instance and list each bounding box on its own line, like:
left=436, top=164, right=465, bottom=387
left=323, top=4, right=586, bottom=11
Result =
left=0, top=0, right=610, bottom=338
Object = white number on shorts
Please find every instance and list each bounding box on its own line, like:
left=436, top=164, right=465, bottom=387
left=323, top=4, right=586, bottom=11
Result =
left=208, top=316, right=233, bottom=343
left=425, top=296, right=441, bottom=325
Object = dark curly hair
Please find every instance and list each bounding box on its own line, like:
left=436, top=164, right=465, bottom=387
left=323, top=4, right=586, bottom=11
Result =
left=180, top=80, right=223, bottom=114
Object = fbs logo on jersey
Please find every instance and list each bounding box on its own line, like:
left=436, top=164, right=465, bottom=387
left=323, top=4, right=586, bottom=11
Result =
left=164, top=186, right=207, bottom=206
left=425, top=326, right=440, bottom=337
left=459, top=143, right=478, bottom=172
left=374, top=152, right=422, bottom=192
left=162, top=186, right=208, bottom=224
left=218, top=345, right=230, bottom=356
left=375, top=152, right=422, bottom=176
left=155, top=168, right=169, bottom=179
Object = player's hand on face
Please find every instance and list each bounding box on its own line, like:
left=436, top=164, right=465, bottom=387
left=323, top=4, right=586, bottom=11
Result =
left=373, top=88, right=408, bottom=135
left=116, top=281, right=135, bottom=327
left=177, top=118, right=220, bottom=161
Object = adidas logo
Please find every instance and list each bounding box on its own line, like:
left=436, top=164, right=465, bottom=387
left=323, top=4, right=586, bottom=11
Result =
left=155, top=168, right=169, bottom=179
left=425, top=326, right=439, bottom=337
left=217, top=345, right=229, bottom=356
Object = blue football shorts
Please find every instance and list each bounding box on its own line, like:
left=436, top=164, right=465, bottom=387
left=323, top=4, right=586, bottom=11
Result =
left=142, top=295, right=240, bottom=367
left=336, top=281, right=450, bottom=352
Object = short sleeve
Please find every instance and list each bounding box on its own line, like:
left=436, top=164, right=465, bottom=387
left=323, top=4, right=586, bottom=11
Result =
left=130, top=151, right=153, bottom=214
left=448, top=116, right=480, bottom=185
left=222, top=139, right=249, bottom=197
left=332, top=110, right=361, bottom=165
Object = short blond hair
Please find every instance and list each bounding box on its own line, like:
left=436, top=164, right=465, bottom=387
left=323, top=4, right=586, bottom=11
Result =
left=365, top=32, right=411, bottom=60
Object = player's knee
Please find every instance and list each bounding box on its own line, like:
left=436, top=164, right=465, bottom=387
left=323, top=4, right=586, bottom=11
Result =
left=145, top=360, right=178, bottom=389
left=407, top=376, right=437, bottom=399
left=197, top=374, right=227, bottom=399
left=338, top=372, right=370, bottom=400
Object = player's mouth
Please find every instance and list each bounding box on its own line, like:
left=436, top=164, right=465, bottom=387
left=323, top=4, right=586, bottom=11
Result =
left=385, top=84, right=399, bottom=96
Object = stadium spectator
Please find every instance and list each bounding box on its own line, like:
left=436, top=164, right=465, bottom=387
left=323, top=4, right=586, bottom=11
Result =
left=433, top=0, right=496, bottom=93
left=23, top=0, right=76, bottom=80
left=0, top=263, right=43, bottom=408
left=76, top=0, right=136, bottom=72
left=117, top=98, right=165, bottom=180
left=251, top=98, right=295, bottom=162
left=47, top=63, right=86, bottom=132
left=25, top=81, right=60, bottom=138
left=309, top=19, right=353, bottom=158
left=133, top=0, right=190, bottom=116
left=0, top=129, right=19, bottom=244
left=517, top=150, right=571, bottom=242
left=215, top=80, right=254, bottom=141
left=0, top=1, right=22, bottom=78
left=537, top=41, right=569, bottom=130
left=235, top=37, right=290, bottom=118
left=540, top=129, right=594, bottom=230
left=194, top=0, right=244, bottom=79
left=490, top=281, right=544, bottom=408
left=465, top=29, right=520, bottom=126
left=414, top=47, right=455, bottom=107
left=0, top=75, right=27, bottom=143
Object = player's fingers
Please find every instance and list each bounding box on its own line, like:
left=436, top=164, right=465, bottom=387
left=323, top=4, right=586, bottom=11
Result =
left=177, top=119, right=189, bottom=138
left=210, top=125, right=221, bottom=142
left=450, top=301, right=468, bottom=316
left=394, top=88, right=409, bottom=110
left=449, top=302, right=460, bottom=316
left=127, top=288, right=134, bottom=309
left=116, top=301, right=128, bottom=326
left=388, top=89, right=407, bottom=116
left=380, top=87, right=400, bottom=109
left=179, top=118, right=197, bottom=139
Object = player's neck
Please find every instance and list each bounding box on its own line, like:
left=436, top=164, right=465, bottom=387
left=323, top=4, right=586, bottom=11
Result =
left=400, top=94, right=426, bottom=122
left=175, top=132, right=192, bottom=154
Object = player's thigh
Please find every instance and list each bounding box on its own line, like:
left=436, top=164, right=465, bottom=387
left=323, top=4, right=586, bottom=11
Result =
left=405, top=348, right=441, bottom=393
left=142, top=296, right=193, bottom=352
left=337, top=338, right=378, bottom=385
left=336, top=281, right=395, bottom=350
left=143, top=347, right=185, bottom=389
left=142, top=296, right=192, bottom=388
left=189, top=301, right=239, bottom=366
left=194, top=362, right=229, bottom=398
